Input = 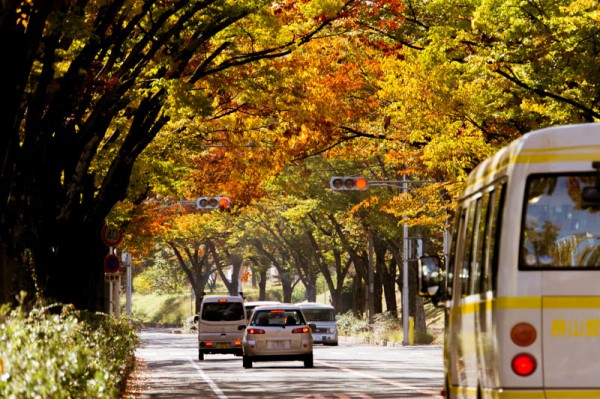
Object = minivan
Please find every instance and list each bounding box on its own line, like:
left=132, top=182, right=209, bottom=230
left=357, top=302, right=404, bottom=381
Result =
left=298, top=303, right=338, bottom=346
left=196, top=295, right=246, bottom=360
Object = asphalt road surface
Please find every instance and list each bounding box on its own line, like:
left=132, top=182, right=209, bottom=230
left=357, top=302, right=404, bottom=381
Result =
left=126, top=328, right=444, bottom=399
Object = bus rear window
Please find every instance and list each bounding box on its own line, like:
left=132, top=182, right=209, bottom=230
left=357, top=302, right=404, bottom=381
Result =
left=520, top=174, right=600, bottom=268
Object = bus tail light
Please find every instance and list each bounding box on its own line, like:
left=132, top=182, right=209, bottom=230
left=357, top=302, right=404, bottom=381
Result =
left=511, top=322, right=537, bottom=346
left=512, top=353, right=536, bottom=377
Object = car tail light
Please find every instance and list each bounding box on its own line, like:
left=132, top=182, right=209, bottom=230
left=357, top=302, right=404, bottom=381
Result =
left=247, top=328, right=265, bottom=334
left=511, top=322, right=536, bottom=346
left=292, top=327, right=310, bottom=334
left=233, top=339, right=242, bottom=347
left=200, top=341, right=213, bottom=348
left=512, top=353, right=536, bottom=376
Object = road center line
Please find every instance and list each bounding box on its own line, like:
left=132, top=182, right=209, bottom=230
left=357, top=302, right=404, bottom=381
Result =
left=316, top=360, right=442, bottom=398
left=189, top=358, right=229, bottom=399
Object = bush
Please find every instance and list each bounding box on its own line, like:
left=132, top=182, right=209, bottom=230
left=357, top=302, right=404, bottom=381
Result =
left=336, top=311, right=438, bottom=344
left=0, top=303, right=138, bottom=399
left=372, top=311, right=401, bottom=338
left=414, top=329, right=436, bottom=345
left=336, top=311, right=370, bottom=336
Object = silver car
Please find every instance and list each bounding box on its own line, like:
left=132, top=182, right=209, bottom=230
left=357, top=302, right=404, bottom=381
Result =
left=242, top=304, right=314, bottom=368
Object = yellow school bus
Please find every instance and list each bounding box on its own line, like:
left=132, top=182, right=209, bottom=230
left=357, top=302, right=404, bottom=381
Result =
left=419, top=124, right=600, bottom=399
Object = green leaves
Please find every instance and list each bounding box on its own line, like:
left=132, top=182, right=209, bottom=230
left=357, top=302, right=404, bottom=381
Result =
left=0, top=306, right=138, bottom=399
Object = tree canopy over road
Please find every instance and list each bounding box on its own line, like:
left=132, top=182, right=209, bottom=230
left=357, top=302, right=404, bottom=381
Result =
left=1, top=0, right=598, bottom=322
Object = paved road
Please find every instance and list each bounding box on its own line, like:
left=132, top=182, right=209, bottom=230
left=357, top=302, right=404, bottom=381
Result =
left=125, top=329, right=444, bottom=399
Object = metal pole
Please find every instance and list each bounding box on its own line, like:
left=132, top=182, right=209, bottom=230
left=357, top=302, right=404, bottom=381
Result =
left=368, top=233, right=374, bottom=325
left=126, top=253, right=132, bottom=317
left=114, top=276, right=121, bottom=319
left=402, top=176, right=410, bottom=345
left=108, top=277, right=113, bottom=317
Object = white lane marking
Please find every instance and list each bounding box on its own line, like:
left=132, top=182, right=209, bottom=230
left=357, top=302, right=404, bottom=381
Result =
left=316, top=360, right=443, bottom=398
left=189, top=358, right=229, bottom=399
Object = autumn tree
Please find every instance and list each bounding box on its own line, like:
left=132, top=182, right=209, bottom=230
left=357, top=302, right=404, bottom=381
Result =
left=0, top=0, right=362, bottom=311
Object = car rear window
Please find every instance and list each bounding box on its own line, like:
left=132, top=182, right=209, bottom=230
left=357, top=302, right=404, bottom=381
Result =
left=301, top=309, right=334, bottom=322
left=251, top=309, right=306, bottom=326
left=201, top=302, right=245, bottom=321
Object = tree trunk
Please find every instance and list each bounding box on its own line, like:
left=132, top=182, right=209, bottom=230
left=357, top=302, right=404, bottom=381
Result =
left=409, top=260, right=427, bottom=332
left=258, top=269, right=267, bottom=300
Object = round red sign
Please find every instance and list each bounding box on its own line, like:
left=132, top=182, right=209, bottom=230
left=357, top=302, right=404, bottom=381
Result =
left=101, top=225, right=123, bottom=247
left=104, top=254, right=121, bottom=273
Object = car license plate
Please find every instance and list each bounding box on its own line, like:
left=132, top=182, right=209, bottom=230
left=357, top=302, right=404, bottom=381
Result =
left=267, top=340, right=290, bottom=349
left=216, top=343, right=229, bottom=349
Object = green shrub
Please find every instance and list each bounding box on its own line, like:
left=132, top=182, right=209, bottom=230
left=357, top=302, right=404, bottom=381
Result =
left=372, top=311, right=401, bottom=338
left=414, top=329, right=436, bottom=345
left=0, top=303, right=138, bottom=399
left=336, top=311, right=370, bottom=336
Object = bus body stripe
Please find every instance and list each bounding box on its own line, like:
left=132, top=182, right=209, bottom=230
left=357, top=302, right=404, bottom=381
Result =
left=515, top=153, right=600, bottom=164
left=452, top=297, right=600, bottom=315
left=453, top=386, right=600, bottom=398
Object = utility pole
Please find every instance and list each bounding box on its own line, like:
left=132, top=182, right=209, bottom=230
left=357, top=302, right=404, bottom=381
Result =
left=122, top=251, right=132, bottom=317
left=402, top=176, right=410, bottom=345
left=368, top=233, right=375, bottom=325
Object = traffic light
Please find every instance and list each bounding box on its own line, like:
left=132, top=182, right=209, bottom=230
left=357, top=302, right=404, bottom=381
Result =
left=329, top=176, right=369, bottom=190
left=196, top=196, right=231, bottom=209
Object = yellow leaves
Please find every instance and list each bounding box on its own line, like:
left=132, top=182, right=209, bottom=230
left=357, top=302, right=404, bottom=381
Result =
left=300, top=0, right=347, bottom=20
left=380, top=183, right=451, bottom=229
left=15, top=0, right=33, bottom=29
left=349, top=195, right=380, bottom=214
left=421, top=124, right=495, bottom=184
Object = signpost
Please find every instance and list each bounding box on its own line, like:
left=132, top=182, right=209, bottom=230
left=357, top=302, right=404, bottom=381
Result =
left=101, top=225, right=123, bottom=317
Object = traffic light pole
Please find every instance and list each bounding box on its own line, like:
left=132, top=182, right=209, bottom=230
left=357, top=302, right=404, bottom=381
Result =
left=368, top=233, right=375, bottom=325
left=330, top=175, right=435, bottom=345
left=401, top=176, right=410, bottom=345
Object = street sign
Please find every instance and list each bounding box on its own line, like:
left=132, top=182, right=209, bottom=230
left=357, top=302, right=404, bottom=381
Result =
left=101, top=224, right=123, bottom=247
left=104, top=254, right=121, bottom=273
left=104, top=273, right=120, bottom=281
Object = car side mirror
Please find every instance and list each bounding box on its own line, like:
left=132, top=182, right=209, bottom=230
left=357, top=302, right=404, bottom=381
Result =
left=308, top=323, right=317, bottom=331
left=238, top=324, right=246, bottom=331
left=193, top=315, right=199, bottom=323
left=582, top=161, right=600, bottom=206
left=582, top=186, right=600, bottom=204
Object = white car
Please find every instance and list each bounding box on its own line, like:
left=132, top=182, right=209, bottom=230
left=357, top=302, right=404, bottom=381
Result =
left=298, top=303, right=338, bottom=346
left=243, top=300, right=281, bottom=322
left=242, top=304, right=314, bottom=368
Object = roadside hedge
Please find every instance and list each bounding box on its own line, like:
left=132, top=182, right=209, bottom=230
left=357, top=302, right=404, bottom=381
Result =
left=0, top=303, right=138, bottom=399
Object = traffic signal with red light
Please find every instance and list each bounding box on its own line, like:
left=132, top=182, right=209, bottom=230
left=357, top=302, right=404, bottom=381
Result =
left=329, top=176, right=369, bottom=190
left=196, top=196, right=231, bottom=209
left=217, top=197, right=230, bottom=208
